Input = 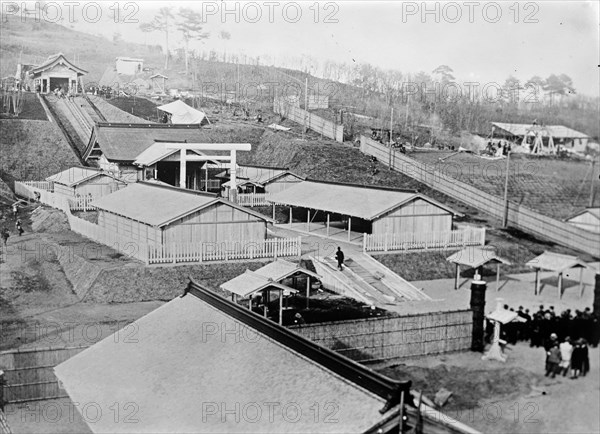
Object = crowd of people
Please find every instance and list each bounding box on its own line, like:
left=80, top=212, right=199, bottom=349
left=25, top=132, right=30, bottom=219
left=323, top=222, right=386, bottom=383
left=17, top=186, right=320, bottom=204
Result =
left=485, top=304, right=597, bottom=380
left=489, top=304, right=599, bottom=348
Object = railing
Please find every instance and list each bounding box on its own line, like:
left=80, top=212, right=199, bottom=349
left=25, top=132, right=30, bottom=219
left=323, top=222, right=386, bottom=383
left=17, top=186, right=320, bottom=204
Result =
left=16, top=180, right=53, bottom=192
left=359, top=135, right=600, bottom=257
left=237, top=192, right=270, bottom=207
left=363, top=228, right=485, bottom=253
left=69, top=195, right=95, bottom=211
left=147, top=236, right=302, bottom=264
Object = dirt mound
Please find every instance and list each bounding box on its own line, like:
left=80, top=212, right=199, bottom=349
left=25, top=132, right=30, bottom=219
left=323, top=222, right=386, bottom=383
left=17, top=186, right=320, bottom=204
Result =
left=378, top=363, right=543, bottom=411
left=30, top=207, right=69, bottom=233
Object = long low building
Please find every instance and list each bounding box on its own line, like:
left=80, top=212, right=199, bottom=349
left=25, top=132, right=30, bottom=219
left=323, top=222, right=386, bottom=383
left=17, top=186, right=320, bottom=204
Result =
left=268, top=180, right=460, bottom=241
left=92, top=182, right=272, bottom=246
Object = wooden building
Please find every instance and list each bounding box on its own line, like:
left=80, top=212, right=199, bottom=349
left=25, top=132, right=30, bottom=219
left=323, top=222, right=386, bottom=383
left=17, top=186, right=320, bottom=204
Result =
left=28, top=53, right=87, bottom=94
left=149, top=74, right=168, bottom=94
left=46, top=167, right=126, bottom=199
left=115, top=57, right=144, bottom=75
left=84, top=123, right=239, bottom=186
left=92, top=182, right=271, bottom=246
left=566, top=208, right=600, bottom=234
left=491, top=122, right=591, bottom=154
left=220, top=165, right=303, bottom=195
left=268, top=180, right=459, bottom=240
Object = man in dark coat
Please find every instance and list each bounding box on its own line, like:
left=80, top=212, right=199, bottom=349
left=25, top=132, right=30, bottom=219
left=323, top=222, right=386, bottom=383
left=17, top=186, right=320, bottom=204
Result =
left=335, top=247, right=345, bottom=271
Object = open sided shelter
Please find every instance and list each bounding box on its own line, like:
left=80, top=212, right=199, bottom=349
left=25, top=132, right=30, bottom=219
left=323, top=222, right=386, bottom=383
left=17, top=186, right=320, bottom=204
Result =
left=268, top=180, right=459, bottom=242
left=54, top=280, right=477, bottom=434
left=45, top=167, right=126, bottom=199
left=526, top=251, right=592, bottom=298
left=446, top=247, right=511, bottom=291
left=92, top=182, right=271, bottom=246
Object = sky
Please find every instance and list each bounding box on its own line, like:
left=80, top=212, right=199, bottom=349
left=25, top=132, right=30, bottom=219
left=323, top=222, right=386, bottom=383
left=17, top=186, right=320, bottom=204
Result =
left=27, top=0, right=600, bottom=96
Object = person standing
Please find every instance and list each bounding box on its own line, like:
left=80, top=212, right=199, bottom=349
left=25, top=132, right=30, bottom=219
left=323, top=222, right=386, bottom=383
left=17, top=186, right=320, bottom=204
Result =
left=335, top=247, right=345, bottom=271
left=15, top=219, right=23, bottom=237
left=12, top=203, right=18, bottom=219
left=559, top=337, right=574, bottom=377
left=545, top=342, right=561, bottom=378
left=1, top=228, right=8, bottom=246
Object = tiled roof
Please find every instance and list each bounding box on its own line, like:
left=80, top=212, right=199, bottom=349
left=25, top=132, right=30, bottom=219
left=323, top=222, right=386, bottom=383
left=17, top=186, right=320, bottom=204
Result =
left=446, top=247, right=511, bottom=269
left=526, top=251, right=591, bottom=272
left=45, top=167, right=122, bottom=187
left=87, top=123, right=244, bottom=162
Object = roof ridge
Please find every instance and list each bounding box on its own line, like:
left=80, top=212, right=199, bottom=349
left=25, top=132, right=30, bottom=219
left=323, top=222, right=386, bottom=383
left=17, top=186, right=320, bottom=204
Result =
left=96, top=122, right=202, bottom=129
left=136, top=181, right=218, bottom=197
left=185, top=279, right=411, bottom=408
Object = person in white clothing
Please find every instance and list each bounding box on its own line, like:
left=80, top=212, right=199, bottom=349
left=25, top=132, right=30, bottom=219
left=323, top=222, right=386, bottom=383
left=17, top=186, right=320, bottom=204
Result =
left=559, top=337, right=574, bottom=377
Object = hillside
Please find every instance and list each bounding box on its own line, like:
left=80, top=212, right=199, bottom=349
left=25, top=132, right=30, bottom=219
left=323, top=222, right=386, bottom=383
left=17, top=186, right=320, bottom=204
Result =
left=0, top=119, right=81, bottom=187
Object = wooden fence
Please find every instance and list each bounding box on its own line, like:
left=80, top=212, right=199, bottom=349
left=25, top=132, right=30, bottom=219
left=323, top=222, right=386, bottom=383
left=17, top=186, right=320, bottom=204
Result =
left=237, top=192, right=270, bottom=207
left=0, top=346, right=88, bottom=403
left=363, top=227, right=485, bottom=253
left=69, top=195, right=95, bottom=211
left=273, top=98, right=343, bottom=142
left=15, top=182, right=302, bottom=265
left=289, top=310, right=472, bottom=363
left=359, top=136, right=600, bottom=257
left=147, top=237, right=302, bottom=264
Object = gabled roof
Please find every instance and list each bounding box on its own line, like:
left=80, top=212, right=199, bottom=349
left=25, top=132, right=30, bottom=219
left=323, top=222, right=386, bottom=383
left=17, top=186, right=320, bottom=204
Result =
left=566, top=207, right=600, bottom=222
left=133, top=143, right=205, bottom=166
left=222, top=165, right=303, bottom=188
left=220, top=270, right=298, bottom=298
left=491, top=122, right=590, bottom=139
left=92, top=182, right=272, bottom=227
left=54, top=281, right=410, bottom=433
left=268, top=180, right=460, bottom=221
left=446, top=247, right=511, bottom=269
left=29, top=53, right=87, bottom=76
left=253, top=258, right=321, bottom=281
left=45, top=166, right=123, bottom=187
left=84, top=123, right=242, bottom=162
left=526, top=251, right=591, bottom=272
left=149, top=73, right=168, bottom=79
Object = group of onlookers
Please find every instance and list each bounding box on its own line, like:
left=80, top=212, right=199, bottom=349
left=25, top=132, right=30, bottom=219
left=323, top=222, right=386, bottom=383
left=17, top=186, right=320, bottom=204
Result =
left=544, top=334, right=590, bottom=379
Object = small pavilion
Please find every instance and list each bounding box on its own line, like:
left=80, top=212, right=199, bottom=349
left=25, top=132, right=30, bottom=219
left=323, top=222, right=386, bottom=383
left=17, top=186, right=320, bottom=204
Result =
left=525, top=251, right=591, bottom=298
left=220, top=259, right=321, bottom=323
left=446, top=247, right=511, bottom=291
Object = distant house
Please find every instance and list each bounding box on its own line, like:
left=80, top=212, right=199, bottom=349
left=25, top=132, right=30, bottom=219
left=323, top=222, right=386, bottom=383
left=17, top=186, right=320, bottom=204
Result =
left=566, top=208, right=600, bottom=234
left=221, top=165, right=304, bottom=195
left=491, top=122, right=590, bottom=154
left=115, top=57, right=143, bottom=75
left=46, top=167, right=126, bottom=199
left=92, top=182, right=272, bottom=246
left=157, top=100, right=209, bottom=125
left=149, top=74, right=168, bottom=94
left=28, top=53, right=87, bottom=94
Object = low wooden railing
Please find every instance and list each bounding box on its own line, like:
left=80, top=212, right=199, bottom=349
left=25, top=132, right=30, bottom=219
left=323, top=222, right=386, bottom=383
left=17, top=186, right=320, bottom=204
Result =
left=363, top=228, right=485, bottom=253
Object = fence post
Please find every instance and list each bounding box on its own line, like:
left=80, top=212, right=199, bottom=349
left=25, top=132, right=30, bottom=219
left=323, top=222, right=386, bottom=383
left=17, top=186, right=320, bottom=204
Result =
left=480, top=227, right=486, bottom=245
left=362, top=233, right=367, bottom=252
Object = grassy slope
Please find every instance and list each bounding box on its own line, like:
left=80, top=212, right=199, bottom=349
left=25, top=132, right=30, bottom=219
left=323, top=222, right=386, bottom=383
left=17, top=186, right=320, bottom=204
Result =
left=0, top=119, right=81, bottom=187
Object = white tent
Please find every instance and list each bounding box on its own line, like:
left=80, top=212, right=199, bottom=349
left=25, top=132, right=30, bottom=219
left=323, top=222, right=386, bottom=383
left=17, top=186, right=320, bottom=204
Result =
left=157, top=99, right=209, bottom=124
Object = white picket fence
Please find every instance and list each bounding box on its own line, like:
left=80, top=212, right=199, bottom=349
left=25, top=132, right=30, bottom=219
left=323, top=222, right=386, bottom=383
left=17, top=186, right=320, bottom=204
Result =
left=237, top=193, right=270, bottom=207
left=69, top=195, right=95, bottom=211
left=147, top=237, right=302, bottom=264
left=15, top=181, right=301, bottom=265
left=363, top=228, right=486, bottom=253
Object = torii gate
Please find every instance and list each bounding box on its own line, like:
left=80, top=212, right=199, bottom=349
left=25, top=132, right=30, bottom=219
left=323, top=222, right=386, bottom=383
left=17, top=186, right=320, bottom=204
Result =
left=163, top=143, right=251, bottom=201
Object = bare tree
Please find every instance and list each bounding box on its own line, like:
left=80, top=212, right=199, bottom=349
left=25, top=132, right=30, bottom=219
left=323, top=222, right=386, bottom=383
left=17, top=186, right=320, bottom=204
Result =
left=219, top=30, right=231, bottom=62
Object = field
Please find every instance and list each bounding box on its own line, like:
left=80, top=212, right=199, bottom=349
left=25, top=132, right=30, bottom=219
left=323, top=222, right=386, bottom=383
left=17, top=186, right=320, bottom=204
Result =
left=404, top=150, right=600, bottom=220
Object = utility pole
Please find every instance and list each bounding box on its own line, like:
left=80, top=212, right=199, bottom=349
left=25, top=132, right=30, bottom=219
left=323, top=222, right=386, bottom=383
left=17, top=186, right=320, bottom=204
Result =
left=303, top=77, right=308, bottom=140
left=502, top=151, right=511, bottom=228
left=388, top=107, right=394, bottom=167
left=590, top=159, right=597, bottom=208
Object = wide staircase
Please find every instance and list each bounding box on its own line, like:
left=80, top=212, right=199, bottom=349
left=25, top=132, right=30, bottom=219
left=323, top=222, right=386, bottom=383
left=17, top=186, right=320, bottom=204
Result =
left=41, top=95, right=95, bottom=156
left=312, top=253, right=431, bottom=307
